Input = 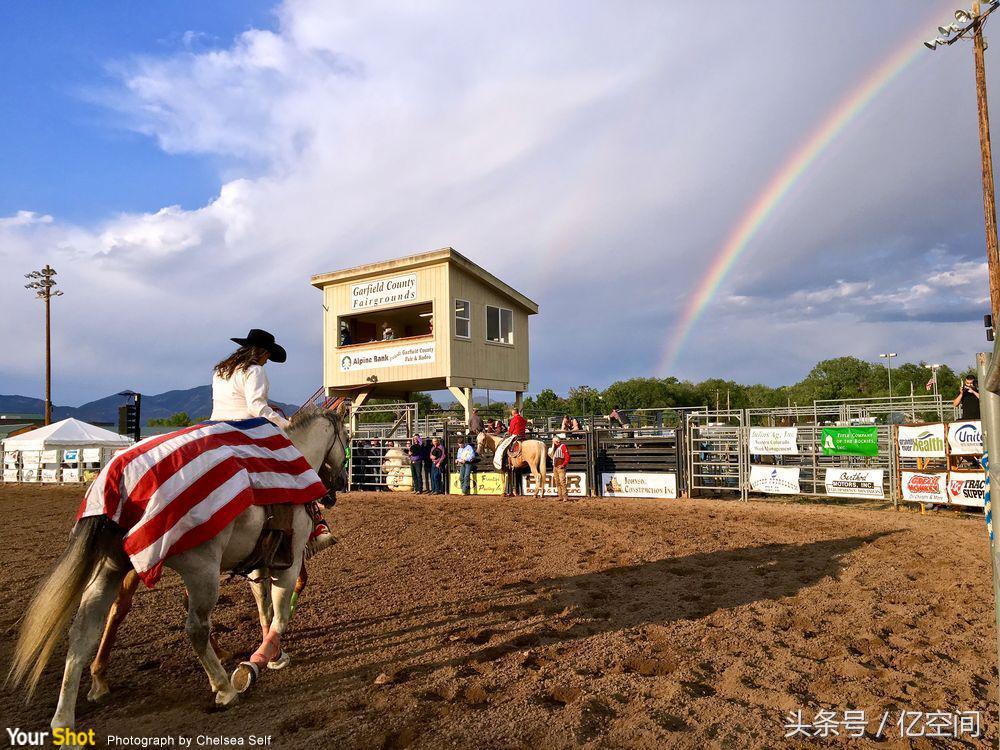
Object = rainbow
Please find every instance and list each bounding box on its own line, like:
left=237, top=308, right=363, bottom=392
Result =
left=659, top=12, right=943, bottom=374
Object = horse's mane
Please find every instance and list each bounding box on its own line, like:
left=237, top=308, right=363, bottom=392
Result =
left=287, top=405, right=343, bottom=434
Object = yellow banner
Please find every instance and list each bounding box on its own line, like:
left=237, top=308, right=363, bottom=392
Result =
left=449, top=470, right=506, bottom=495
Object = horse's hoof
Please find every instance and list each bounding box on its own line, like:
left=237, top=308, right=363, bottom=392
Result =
left=87, top=679, right=110, bottom=702
left=216, top=686, right=240, bottom=707
left=230, top=662, right=259, bottom=694
left=267, top=651, right=291, bottom=670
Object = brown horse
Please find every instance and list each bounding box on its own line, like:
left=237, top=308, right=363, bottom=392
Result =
left=476, top=432, right=548, bottom=498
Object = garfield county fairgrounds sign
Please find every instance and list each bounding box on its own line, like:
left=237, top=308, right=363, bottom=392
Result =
left=351, top=273, right=417, bottom=310
left=600, top=472, right=677, bottom=499
left=824, top=468, right=884, bottom=499
left=339, top=342, right=435, bottom=372
left=523, top=472, right=587, bottom=496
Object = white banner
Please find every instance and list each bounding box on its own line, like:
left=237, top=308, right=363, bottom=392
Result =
left=339, top=342, right=435, bottom=372
left=351, top=273, right=417, bottom=310
left=749, top=465, right=800, bottom=494
left=897, top=424, right=946, bottom=458
left=901, top=471, right=948, bottom=504
left=523, top=471, right=588, bottom=497
left=2, top=469, right=18, bottom=482
left=824, top=468, right=885, bottom=499
left=748, top=427, right=798, bottom=456
left=948, top=421, right=983, bottom=456
left=63, top=449, right=79, bottom=462
left=41, top=468, right=60, bottom=483
left=62, top=468, right=81, bottom=483
left=948, top=472, right=987, bottom=507
left=600, top=472, right=677, bottom=499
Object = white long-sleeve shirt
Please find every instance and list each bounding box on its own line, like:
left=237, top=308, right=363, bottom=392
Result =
left=210, top=364, right=290, bottom=429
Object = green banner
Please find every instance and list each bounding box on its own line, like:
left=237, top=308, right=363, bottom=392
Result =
left=821, top=426, right=879, bottom=457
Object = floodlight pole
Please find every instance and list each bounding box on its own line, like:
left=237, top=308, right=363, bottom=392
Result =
left=973, top=1, right=1000, bottom=321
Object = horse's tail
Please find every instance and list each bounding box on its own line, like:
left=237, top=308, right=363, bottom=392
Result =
left=7, top=516, right=121, bottom=697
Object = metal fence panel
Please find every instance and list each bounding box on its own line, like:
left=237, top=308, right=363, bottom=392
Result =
left=686, top=411, right=747, bottom=501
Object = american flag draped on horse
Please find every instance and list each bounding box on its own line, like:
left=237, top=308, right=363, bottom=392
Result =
left=77, top=417, right=327, bottom=587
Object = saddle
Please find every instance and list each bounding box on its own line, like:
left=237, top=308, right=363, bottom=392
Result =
left=232, top=504, right=297, bottom=577
left=492, top=435, right=523, bottom=471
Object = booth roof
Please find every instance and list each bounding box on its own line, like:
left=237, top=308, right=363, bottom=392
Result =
left=1, top=417, right=131, bottom=450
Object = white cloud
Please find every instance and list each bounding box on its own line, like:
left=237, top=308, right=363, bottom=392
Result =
left=0, top=0, right=993, bottom=401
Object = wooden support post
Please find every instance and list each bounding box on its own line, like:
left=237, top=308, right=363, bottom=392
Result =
left=514, top=391, right=523, bottom=411
left=448, top=386, right=472, bottom=424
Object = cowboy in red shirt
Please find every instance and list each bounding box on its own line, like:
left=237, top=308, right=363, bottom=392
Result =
left=552, top=435, right=572, bottom=502
left=507, top=408, right=527, bottom=437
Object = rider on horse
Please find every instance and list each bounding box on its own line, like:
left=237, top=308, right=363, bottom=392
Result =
left=211, top=329, right=334, bottom=546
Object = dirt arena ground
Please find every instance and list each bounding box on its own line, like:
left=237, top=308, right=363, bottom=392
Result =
left=1, top=485, right=997, bottom=749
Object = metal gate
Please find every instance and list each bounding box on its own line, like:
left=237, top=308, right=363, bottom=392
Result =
left=594, top=429, right=682, bottom=497
left=686, top=411, right=747, bottom=501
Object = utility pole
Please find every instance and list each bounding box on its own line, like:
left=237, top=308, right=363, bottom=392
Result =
left=24, top=265, right=63, bottom=425
left=974, top=1, right=1000, bottom=320
left=880, top=352, right=897, bottom=397
left=926, top=2, right=1000, bottom=320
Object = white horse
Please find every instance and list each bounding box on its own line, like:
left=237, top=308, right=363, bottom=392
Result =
left=8, top=405, right=349, bottom=737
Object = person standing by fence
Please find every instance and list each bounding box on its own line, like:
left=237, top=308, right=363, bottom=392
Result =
left=408, top=435, right=425, bottom=493
left=456, top=437, right=476, bottom=495
left=430, top=437, right=446, bottom=494
left=552, top=435, right=571, bottom=502
left=954, top=375, right=981, bottom=419
left=469, top=407, right=483, bottom=436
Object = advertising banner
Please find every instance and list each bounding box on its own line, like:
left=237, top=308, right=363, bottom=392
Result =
left=749, top=465, right=800, bottom=494
left=897, top=424, right=946, bottom=458
left=523, top=471, right=588, bottom=497
left=62, top=468, right=80, bottom=482
left=63, top=449, right=79, bottom=462
left=748, top=427, right=798, bottom=455
left=600, top=472, right=678, bottom=499
left=82, top=448, right=102, bottom=463
left=901, top=471, right=948, bottom=504
left=41, top=468, right=60, bottom=483
left=449, top=471, right=506, bottom=496
left=601, top=471, right=677, bottom=499
left=948, top=421, right=983, bottom=456
left=350, top=273, right=417, bottom=310
left=41, top=449, right=59, bottom=463
left=339, top=342, right=435, bottom=372
left=821, top=427, right=879, bottom=457
left=2, top=469, right=18, bottom=483
left=823, top=468, right=885, bottom=499
left=948, top=472, right=987, bottom=507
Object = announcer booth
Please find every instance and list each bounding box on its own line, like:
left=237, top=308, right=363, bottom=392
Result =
left=311, top=247, right=539, bottom=422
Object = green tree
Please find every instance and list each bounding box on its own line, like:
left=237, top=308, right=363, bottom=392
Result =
left=148, top=412, right=194, bottom=427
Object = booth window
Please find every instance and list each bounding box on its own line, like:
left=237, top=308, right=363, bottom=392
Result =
left=338, top=301, right=433, bottom=346
left=455, top=299, right=471, bottom=339
left=486, top=305, right=513, bottom=344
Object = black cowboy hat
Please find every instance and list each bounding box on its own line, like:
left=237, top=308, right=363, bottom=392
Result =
left=230, top=328, right=287, bottom=363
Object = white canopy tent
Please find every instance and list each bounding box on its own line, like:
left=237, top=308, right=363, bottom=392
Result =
left=1, top=418, right=131, bottom=451
left=2, top=418, right=132, bottom=483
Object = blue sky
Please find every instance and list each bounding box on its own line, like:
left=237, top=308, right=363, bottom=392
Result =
left=0, top=1, right=994, bottom=406
left=0, top=1, right=274, bottom=221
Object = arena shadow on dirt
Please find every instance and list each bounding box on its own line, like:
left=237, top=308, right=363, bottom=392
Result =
left=295, top=531, right=896, bottom=686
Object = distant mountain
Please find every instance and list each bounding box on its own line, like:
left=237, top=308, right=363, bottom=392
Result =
left=0, top=387, right=300, bottom=425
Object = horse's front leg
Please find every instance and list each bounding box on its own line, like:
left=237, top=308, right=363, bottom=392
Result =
left=88, top=568, right=140, bottom=702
